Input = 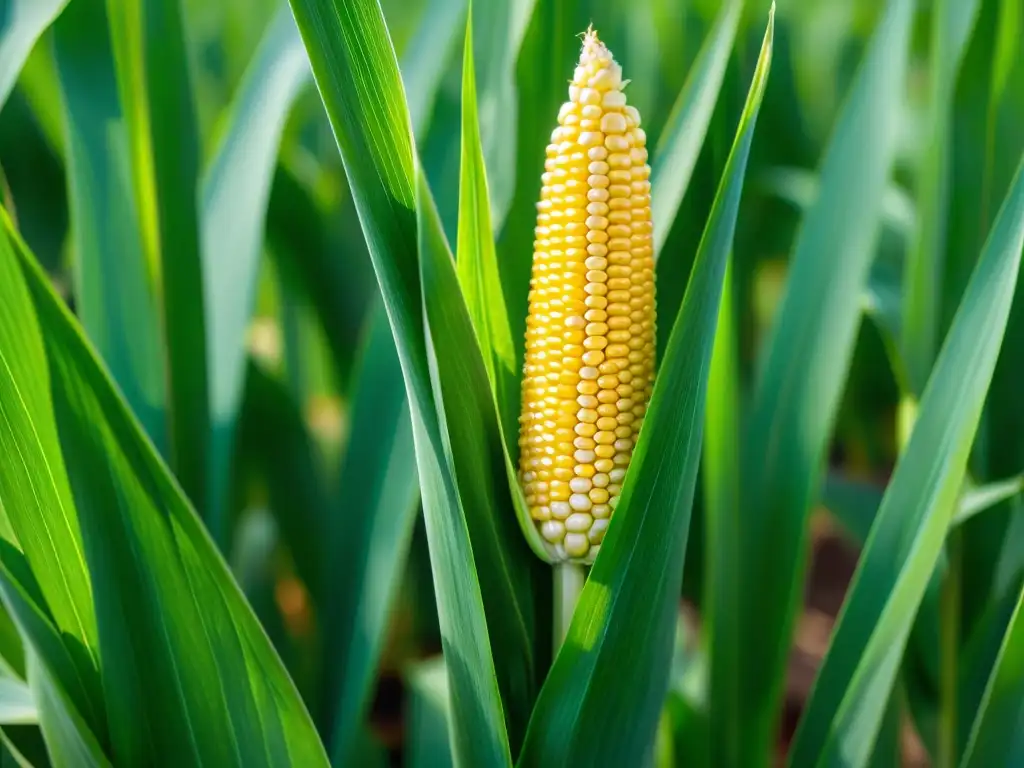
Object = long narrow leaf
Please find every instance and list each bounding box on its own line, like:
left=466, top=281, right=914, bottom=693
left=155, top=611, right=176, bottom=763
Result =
left=901, top=0, right=982, bottom=395
left=703, top=258, right=742, bottom=766
left=457, top=5, right=517, bottom=450
left=470, top=0, right=536, bottom=231
left=326, top=304, right=420, bottom=764
left=52, top=0, right=167, bottom=453
left=733, top=0, right=916, bottom=757
left=286, top=0, right=541, bottom=761
left=789, top=153, right=1024, bottom=767
left=105, top=0, right=209, bottom=518
left=202, top=4, right=311, bottom=527
left=0, top=0, right=68, bottom=110
left=2, top=214, right=328, bottom=765
left=650, top=0, right=743, bottom=258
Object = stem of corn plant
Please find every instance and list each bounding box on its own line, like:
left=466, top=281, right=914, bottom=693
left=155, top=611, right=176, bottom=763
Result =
left=554, top=563, right=585, bottom=652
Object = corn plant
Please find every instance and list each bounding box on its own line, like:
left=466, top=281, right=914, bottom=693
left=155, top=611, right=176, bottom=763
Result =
left=0, top=0, right=1022, bottom=766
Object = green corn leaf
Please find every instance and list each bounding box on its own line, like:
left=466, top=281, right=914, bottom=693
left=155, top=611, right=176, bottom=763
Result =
left=0, top=219, right=101, bottom=713
left=106, top=0, right=209, bottom=519
left=24, top=651, right=107, bottom=768
left=823, top=472, right=1024, bottom=546
left=954, top=476, right=1024, bottom=527
left=957, top=573, right=1024, bottom=765
left=237, top=360, right=330, bottom=609
left=406, top=657, right=454, bottom=768
left=650, top=0, right=743, bottom=258
left=517, top=10, right=773, bottom=765
left=0, top=0, right=68, bottom=110
left=266, top=166, right=372, bottom=387
left=951, top=0, right=1024, bottom=651
left=0, top=724, right=51, bottom=768
left=457, top=4, right=517, bottom=450
left=202, top=3, right=311, bottom=537
left=326, top=303, right=420, bottom=764
left=0, top=663, right=43, bottom=729
left=285, top=0, right=542, bottom=761
left=0, top=562, right=102, bottom=744
left=52, top=0, right=167, bottom=454
left=789, top=152, right=1024, bottom=767
left=0, top=602, right=24, bottom=683
left=902, top=0, right=982, bottom=396
left=470, top=0, right=536, bottom=232
left=703, top=257, right=742, bottom=767
left=16, top=43, right=64, bottom=157
left=402, top=0, right=466, bottom=139
left=732, top=0, right=916, bottom=758
left=418, top=170, right=544, bottom=758
left=757, top=166, right=916, bottom=241
left=0, top=214, right=328, bottom=765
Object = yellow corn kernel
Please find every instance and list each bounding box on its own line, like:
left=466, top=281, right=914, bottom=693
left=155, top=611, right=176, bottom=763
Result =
left=518, top=27, right=656, bottom=564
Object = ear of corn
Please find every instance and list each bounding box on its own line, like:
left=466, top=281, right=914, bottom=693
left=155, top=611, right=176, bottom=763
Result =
left=517, top=28, right=656, bottom=564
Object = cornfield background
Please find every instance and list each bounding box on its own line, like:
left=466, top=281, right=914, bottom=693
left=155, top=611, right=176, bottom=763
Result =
left=0, top=0, right=1022, bottom=765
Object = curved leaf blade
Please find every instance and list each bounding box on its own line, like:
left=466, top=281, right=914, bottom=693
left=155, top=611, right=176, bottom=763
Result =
left=202, top=4, right=311, bottom=526
left=2, top=215, right=329, bottom=766
left=789, top=153, right=1024, bottom=767
left=285, top=0, right=541, bottom=761
left=457, top=6, right=516, bottom=442
left=650, top=0, right=743, bottom=259
left=733, top=0, right=917, bottom=755
left=53, top=0, right=167, bottom=454
left=0, top=0, right=68, bottom=110
left=326, top=304, right=420, bottom=764
left=106, top=0, right=209, bottom=519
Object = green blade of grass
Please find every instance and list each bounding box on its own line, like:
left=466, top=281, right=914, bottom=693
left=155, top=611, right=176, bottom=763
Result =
left=0, top=723, right=52, bottom=768
left=956, top=570, right=1024, bottom=766
left=457, top=4, right=517, bottom=450
left=951, top=0, right=1024, bottom=647
left=0, top=216, right=101, bottom=716
left=0, top=678, right=36, bottom=726
left=823, top=473, right=1024, bottom=544
left=23, top=650, right=107, bottom=768
left=470, top=0, right=536, bottom=232
left=286, top=0, right=542, bottom=761
left=788, top=152, right=1024, bottom=768
left=52, top=0, right=168, bottom=455
left=901, top=0, right=982, bottom=396
left=703, top=257, right=743, bottom=767
left=406, top=657, right=454, bottom=768
left=954, top=476, right=1024, bottom=527
left=2, top=214, right=329, bottom=765
left=201, top=2, right=311, bottom=541
left=326, top=303, right=420, bottom=764
left=236, top=359, right=330, bottom=610
left=266, top=166, right=373, bottom=388
left=517, top=11, right=773, bottom=765
left=650, top=0, right=743, bottom=259
left=418, top=171, right=544, bottom=757
left=757, top=165, right=916, bottom=241
left=402, top=0, right=466, bottom=139
left=733, top=0, right=916, bottom=758
left=106, top=0, right=209, bottom=518
left=0, top=563, right=102, bottom=748
left=0, top=0, right=69, bottom=111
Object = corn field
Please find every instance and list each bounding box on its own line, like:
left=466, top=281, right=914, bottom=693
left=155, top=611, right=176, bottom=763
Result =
left=0, top=0, right=1022, bottom=765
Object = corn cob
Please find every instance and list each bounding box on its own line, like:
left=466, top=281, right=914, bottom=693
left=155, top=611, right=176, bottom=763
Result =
left=517, top=28, right=656, bottom=564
